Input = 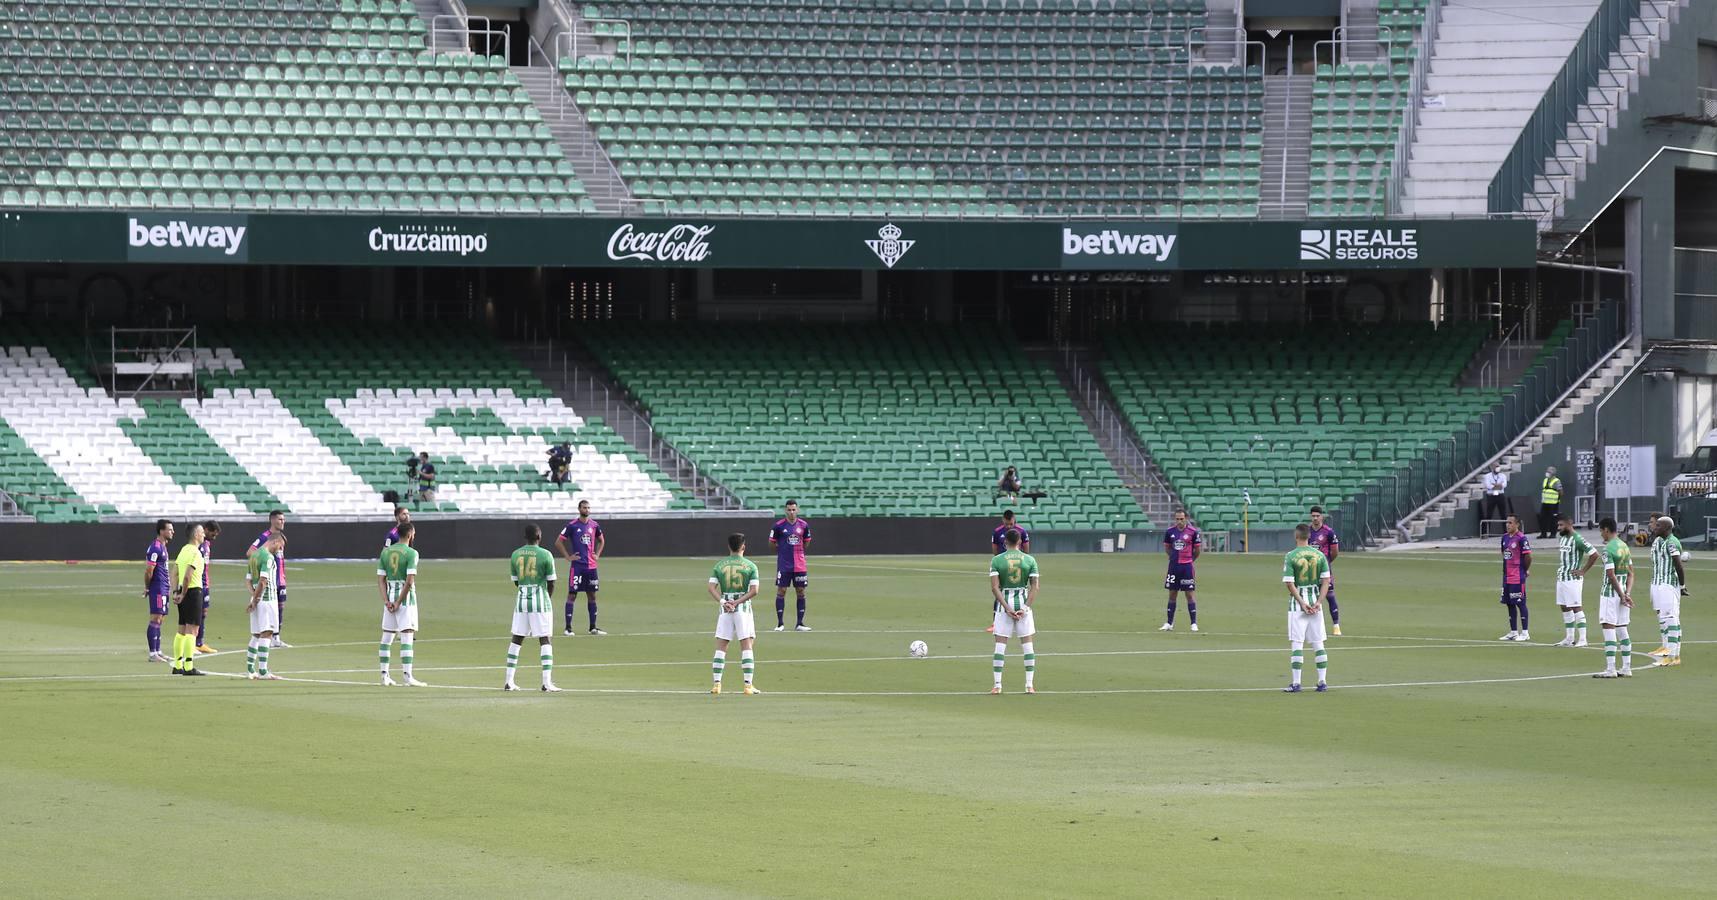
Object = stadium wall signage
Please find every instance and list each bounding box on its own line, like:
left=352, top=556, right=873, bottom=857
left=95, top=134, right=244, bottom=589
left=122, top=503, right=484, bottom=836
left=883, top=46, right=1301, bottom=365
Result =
left=0, top=212, right=1535, bottom=271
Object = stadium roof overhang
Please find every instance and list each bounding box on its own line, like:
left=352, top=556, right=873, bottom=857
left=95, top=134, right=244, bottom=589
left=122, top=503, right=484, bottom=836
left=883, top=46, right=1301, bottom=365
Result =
left=0, top=211, right=1538, bottom=271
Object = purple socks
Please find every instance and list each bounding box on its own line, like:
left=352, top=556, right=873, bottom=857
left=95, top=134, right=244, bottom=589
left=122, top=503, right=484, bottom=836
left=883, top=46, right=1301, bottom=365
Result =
left=1187, top=599, right=1197, bottom=626
left=565, top=599, right=576, bottom=633
left=796, top=593, right=807, bottom=627
left=147, top=621, right=161, bottom=653
left=1165, top=599, right=1177, bottom=624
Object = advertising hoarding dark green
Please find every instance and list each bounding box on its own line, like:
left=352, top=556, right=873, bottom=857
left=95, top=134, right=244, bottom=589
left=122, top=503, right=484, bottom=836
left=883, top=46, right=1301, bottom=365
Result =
left=0, top=211, right=1537, bottom=271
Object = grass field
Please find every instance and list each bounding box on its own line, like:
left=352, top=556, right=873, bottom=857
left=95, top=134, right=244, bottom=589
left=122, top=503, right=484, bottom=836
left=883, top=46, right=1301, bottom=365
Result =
left=3, top=548, right=1714, bottom=898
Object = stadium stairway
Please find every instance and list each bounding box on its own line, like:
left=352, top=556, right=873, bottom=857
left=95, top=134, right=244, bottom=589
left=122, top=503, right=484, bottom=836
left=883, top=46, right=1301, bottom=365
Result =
left=1260, top=74, right=1312, bottom=218
left=410, top=0, right=466, bottom=52
left=1048, top=347, right=1180, bottom=527
left=1510, top=0, right=1686, bottom=227
left=1400, top=0, right=1604, bottom=217
left=1391, top=341, right=1640, bottom=543
left=508, top=339, right=740, bottom=509
left=508, top=65, right=636, bottom=213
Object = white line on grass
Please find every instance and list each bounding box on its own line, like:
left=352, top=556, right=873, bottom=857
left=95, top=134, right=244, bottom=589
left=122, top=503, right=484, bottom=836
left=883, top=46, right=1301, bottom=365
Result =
left=233, top=641, right=1540, bottom=677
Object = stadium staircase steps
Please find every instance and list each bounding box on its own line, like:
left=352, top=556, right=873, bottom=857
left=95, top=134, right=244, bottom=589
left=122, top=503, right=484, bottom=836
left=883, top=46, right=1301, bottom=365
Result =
left=509, top=65, right=635, bottom=213
left=1395, top=343, right=1640, bottom=542
left=1200, top=5, right=1241, bottom=66
left=1342, top=3, right=1384, bottom=63
left=1400, top=0, right=1604, bottom=217
left=507, top=340, right=740, bottom=509
left=1045, top=347, right=1178, bottom=527
left=410, top=0, right=469, bottom=53
left=1456, top=337, right=1546, bottom=389
left=1259, top=75, right=1312, bottom=217
left=1515, top=0, right=1686, bottom=229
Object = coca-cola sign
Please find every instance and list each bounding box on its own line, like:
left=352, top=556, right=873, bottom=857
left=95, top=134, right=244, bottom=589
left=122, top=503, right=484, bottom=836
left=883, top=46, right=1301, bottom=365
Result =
left=605, top=223, right=714, bottom=262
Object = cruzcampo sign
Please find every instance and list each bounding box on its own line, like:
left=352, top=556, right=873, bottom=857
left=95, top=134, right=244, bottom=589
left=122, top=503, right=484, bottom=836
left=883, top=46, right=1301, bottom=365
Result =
left=0, top=211, right=1537, bottom=271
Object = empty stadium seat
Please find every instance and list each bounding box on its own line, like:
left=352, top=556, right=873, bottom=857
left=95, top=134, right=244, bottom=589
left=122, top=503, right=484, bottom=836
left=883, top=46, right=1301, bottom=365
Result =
left=1100, top=321, right=1499, bottom=531
left=565, top=0, right=1264, bottom=216
left=581, top=322, right=1145, bottom=528
left=2, top=0, right=591, bottom=212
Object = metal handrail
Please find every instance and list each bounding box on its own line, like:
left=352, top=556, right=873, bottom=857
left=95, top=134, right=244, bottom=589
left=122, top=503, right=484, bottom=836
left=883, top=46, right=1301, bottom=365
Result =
left=572, top=17, right=634, bottom=66
left=1387, top=0, right=1443, bottom=214
left=1389, top=303, right=1626, bottom=541
left=1313, top=28, right=1396, bottom=71
left=1488, top=0, right=1635, bottom=216
left=429, top=13, right=492, bottom=54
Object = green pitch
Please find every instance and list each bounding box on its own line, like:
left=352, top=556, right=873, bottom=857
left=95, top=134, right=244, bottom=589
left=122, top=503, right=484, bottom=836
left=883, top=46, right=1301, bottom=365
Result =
left=2, top=551, right=1713, bottom=898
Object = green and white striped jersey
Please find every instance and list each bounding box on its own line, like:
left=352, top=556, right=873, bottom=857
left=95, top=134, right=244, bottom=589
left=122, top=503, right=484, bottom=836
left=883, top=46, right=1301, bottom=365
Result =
left=1281, top=546, right=1329, bottom=610
left=1599, top=538, right=1632, bottom=600
left=378, top=543, right=419, bottom=606
left=510, top=544, right=556, bottom=613
left=710, top=554, right=760, bottom=612
left=1557, top=531, right=1597, bottom=581
left=248, top=547, right=277, bottom=596
left=1651, top=534, right=1684, bottom=587
left=989, top=549, right=1040, bottom=612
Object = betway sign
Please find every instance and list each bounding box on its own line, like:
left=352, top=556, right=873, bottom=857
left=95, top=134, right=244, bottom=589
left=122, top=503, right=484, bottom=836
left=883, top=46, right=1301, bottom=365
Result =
left=605, top=223, right=714, bottom=263
left=126, top=215, right=249, bottom=260
left=1060, top=226, right=1178, bottom=267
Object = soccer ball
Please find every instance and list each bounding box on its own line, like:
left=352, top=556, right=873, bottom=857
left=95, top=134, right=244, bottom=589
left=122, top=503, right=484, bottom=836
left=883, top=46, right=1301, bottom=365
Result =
left=908, top=640, right=929, bottom=658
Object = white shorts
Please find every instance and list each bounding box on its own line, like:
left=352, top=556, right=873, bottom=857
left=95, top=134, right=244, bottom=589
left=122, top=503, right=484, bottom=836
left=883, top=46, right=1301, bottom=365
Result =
left=382, top=603, right=420, bottom=632
left=716, top=608, right=756, bottom=642
left=1289, top=610, right=1327, bottom=644
left=249, top=598, right=280, bottom=634
left=1650, top=585, right=1681, bottom=616
left=1555, top=581, right=1584, bottom=608
left=991, top=606, right=1036, bottom=639
left=1598, top=595, right=1631, bottom=626
left=511, top=610, right=552, bottom=638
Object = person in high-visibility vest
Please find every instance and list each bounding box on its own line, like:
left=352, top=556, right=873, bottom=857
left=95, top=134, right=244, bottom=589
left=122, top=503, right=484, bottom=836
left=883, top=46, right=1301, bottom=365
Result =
left=1537, top=466, right=1563, bottom=538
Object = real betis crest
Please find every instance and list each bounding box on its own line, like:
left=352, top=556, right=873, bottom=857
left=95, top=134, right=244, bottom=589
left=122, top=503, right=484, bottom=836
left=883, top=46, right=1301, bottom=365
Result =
left=865, top=222, right=914, bottom=268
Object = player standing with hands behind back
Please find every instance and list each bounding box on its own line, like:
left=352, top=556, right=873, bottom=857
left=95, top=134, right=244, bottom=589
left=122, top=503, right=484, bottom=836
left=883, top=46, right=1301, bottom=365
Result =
left=989, top=527, right=1040, bottom=695
left=504, top=525, right=561, bottom=692
left=1282, top=524, right=1331, bottom=693
left=708, top=532, right=761, bottom=696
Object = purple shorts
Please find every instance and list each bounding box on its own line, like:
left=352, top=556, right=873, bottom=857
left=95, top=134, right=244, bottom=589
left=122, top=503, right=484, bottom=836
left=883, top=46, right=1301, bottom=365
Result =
left=148, top=592, right=169, bottom=616
left=571, top=566, right=598, bottom=593
left=1502, top=582, right=1525, bottom=603
left=776, top=570, right=808, bottom=589
left=1164, top=564, right=1195, bottom=592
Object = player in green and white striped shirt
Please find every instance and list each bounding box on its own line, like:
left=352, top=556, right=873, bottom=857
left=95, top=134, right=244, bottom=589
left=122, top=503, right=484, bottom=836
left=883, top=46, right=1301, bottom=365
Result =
left=377, top=523, right=424, bottom=686
left=707, top=532, right=762, bottom=696
left=1553, top=514, right=1598, bottom=647
left=1648, top=516, right=1687, bottom=665
left=1593, top=518, right=1635, bottom=679
left=505, top=524, right=562, bottom=692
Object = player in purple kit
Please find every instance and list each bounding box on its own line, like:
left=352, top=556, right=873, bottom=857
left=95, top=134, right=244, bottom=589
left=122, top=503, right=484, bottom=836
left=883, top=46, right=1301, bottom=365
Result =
left=1499, top=514, right=1533, bottom=642
left=248, top=510, right=290, bottom=648
left=985, top=510, right=1029, bottom=633
left=1307, top=506, right=1342, bottom=636
left=555, top=499, right=606, bottom=635
left=1159, top=509, right=1201, bottom=632
left=143, top=518, right=174, bottom=662
left=194, top=520, right=221, bottom=654
left=771, top=500, right=813, bottom=631
left=383, top=505, right=411, bottom=549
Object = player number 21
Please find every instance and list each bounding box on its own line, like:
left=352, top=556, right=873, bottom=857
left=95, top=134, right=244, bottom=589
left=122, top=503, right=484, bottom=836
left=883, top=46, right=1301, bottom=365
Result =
left=1294, top=557, right=1315, bottom=582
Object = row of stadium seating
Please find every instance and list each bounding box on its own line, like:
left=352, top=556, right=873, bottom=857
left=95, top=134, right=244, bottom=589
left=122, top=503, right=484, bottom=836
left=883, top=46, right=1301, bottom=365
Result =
left=3, top=0, right=594, bottom=213
left=1100, top=322, right=1500, bottom=531
left=1307, top=0, right=1428, bottom=217
left=581, top=323, right=1145, bottom=529
left=0, top=323, right=696, bottom=521
left=566, top=0, right=1264, bottom=216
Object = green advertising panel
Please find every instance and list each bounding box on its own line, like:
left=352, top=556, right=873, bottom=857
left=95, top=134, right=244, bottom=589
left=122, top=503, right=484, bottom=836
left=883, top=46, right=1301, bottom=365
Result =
left=0, top=211, right=1537, bottom=271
